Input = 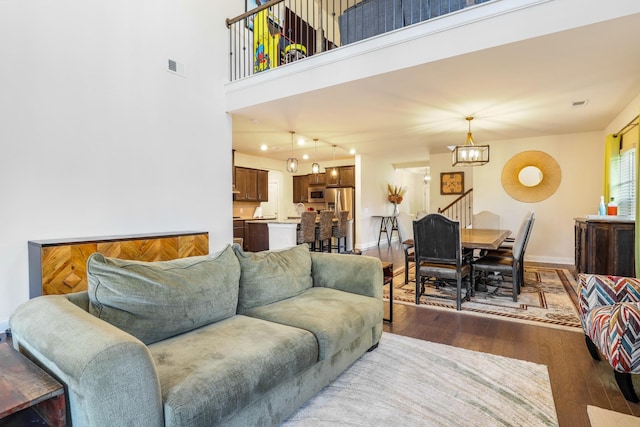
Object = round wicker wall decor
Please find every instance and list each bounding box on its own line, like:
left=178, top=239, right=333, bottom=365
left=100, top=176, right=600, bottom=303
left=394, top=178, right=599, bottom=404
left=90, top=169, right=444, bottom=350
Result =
left=501, top=150, right=561, bottom=203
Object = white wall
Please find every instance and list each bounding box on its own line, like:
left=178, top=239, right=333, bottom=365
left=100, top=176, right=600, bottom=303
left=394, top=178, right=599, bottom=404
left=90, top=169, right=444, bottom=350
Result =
left=0, top=1, right=242, bottom=331
left=430, top=132, right=602, bottom=265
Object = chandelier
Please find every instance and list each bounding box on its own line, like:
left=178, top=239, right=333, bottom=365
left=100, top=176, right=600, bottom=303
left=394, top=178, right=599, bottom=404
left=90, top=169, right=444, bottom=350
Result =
left=286, top=131, right=298, bottom=173
left=452, top=117, right=490, bottom=166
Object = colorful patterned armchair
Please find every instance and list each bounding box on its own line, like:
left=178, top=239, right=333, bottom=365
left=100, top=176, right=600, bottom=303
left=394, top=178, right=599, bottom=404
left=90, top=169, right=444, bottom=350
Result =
left=578, top=273, right=640, bottom=402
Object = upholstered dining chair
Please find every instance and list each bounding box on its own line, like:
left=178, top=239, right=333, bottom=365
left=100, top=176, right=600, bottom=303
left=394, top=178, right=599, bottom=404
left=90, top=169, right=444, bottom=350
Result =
left=297, top=211, right=317, bottom=250
left=395, top=212, right=415, bottom=285
left=472, top=210, right=500, bottom=229
left=471, top=212, right=534, bottom=301
left=315, top=211, right=334, bottom=252
left=413, top=213, right=472, bottom=311
left=578, top=273, right=640, bottom=402
left=331, top=210, right=349, bottom=253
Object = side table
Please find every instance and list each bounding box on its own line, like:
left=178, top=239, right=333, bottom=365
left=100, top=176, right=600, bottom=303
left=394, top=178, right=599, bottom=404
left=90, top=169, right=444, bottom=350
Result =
left=382, top=261, right=393, bottom=323
left=0, top=343, right=66, bottom=426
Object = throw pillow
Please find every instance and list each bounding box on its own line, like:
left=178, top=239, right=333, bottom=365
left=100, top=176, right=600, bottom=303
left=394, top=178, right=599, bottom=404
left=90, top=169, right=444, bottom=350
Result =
left=87, top=244, right=240, bottom=345
left=233, top=243, right=312, bottom=312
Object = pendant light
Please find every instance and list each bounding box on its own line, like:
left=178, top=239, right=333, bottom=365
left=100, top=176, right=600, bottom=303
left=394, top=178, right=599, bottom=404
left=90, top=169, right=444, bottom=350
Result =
left=286, top=131, right=298, bottom=173
left=331, top=145, right=338, bottom=177
left=452, top=117, right=490, bottom=166
left=311, top=139, right=320, bottom=175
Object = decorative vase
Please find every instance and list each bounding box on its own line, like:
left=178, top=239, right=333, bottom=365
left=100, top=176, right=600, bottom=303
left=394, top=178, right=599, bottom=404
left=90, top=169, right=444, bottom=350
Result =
left=393, top=203, right=399, bottom=216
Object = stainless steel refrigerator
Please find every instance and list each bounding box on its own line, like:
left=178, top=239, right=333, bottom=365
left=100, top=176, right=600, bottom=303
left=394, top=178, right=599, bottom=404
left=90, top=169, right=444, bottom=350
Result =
left=325, top=188, right=355, bottom=251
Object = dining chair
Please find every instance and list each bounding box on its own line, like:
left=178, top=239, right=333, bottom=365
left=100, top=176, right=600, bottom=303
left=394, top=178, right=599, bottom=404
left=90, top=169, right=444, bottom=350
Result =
left=485, top=211, right=535, bottom=288
left=316, top=211, right=334, bottom=252
left=331, top=210, right=349, bottom=253
left=297, top=211, right=318, bottom=251
left=395, top=212, right=415, bottom=285
left=471, top=212, right=534, bottom=301
left=413, top=213, right=472, bottom=311
left=472, top=211, right=500, bottom=229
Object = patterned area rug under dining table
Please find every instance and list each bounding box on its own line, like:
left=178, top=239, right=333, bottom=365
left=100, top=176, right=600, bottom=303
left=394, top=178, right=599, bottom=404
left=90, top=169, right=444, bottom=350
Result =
left=385, top=266, right=582, bottom=330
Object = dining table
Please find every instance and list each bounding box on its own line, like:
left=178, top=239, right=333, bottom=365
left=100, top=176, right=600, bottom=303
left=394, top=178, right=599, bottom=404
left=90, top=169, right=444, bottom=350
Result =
left=460, top=228, right=512, bottom=251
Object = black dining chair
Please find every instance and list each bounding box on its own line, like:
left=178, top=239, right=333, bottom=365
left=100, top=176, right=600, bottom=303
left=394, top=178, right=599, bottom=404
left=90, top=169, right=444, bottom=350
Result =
left=395, top=212, right=415, bottom=285
left=413, top=213, right=472, bottom=311
left=471, top=212, right=535, bottom=301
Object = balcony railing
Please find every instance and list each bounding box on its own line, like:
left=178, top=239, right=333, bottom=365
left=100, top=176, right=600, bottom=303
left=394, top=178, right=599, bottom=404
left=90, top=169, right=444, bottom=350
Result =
left=226, top=0, right=492, bottom=82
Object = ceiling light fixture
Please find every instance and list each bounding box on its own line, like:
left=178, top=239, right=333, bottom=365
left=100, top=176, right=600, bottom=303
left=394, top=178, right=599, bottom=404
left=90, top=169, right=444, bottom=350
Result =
left=451, top=116, right=490, bottom=167
left=311, top=138, right=320, bottom=175
left=286, top=131, right=298, bottom=173
left=331, top=145, right=338, bottom=177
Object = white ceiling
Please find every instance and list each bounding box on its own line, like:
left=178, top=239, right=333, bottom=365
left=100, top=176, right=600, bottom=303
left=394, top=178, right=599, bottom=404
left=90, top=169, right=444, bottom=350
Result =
left=229, top=4, right=640, bottom=167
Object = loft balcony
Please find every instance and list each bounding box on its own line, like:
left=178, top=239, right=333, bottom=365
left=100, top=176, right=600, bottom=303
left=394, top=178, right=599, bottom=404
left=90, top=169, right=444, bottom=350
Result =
left=227, top=0, right=493, bottom=82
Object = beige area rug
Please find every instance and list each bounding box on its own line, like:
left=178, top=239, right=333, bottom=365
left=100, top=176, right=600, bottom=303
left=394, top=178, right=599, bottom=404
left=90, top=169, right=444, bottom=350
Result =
left=588, top=405, right=640, bottom=427
left=282, top=332, right=558, bottom=426
left=385, top=265, right=582, bottom=330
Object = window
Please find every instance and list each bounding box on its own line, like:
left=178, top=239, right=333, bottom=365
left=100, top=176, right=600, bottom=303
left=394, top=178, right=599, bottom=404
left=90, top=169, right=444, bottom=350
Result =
left=615, top=147, right=636, bottom=217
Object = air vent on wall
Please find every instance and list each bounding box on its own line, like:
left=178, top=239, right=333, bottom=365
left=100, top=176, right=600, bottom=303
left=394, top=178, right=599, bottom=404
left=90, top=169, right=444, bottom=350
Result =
left=168, top=59, right=185, bottom=77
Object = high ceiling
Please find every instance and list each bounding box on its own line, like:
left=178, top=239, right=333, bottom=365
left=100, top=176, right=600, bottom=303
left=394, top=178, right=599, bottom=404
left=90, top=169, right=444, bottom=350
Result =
left=229, top=5, right=640, bottom=167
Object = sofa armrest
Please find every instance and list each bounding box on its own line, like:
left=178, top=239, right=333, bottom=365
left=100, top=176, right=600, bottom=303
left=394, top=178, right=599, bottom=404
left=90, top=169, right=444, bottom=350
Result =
left=10, top=294, right=163, bottom=427
left=578, top=274, right=640, bottom=317
left=310, top=252, right=383, bottom=299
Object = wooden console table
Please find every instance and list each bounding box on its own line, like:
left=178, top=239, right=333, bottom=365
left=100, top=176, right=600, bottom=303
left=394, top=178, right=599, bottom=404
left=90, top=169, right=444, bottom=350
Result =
left=0, top=343, right=65, bottom=426
left=574, top=218, right=635, bottom=277
left=28, top=231, right=209, bottom=297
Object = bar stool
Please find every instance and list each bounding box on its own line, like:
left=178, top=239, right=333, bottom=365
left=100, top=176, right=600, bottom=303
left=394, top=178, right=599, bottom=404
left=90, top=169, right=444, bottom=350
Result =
left=331, top=211, right=349, bottom=253
left=315, top=211, right=334, bottom=252
left=297, top=211, right=317, bottom=251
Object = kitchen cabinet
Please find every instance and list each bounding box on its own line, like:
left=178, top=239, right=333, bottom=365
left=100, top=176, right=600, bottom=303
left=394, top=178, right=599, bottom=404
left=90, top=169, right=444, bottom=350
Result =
left=308, top=172, right=325, bottom=186
left=257, top=170, right=268, bottom=201
left=234, top=167, right=268, bottom=201
left=244, top=221, right=269, bottom=252
left=293, top=174, right=310, bottom=203
left=326, top=166, right=355, bottom=187
left=575, top=218, right=635, bottom=276
left=233, top=220, right=245, bottom=247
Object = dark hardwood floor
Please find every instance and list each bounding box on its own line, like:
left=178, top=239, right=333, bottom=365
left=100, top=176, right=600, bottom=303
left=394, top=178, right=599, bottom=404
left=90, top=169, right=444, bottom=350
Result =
left=363, top=242, right=640, bottom=427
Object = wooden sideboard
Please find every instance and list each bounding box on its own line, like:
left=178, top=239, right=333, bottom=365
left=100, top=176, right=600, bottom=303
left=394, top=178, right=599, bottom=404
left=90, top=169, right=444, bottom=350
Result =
left=574, top=218, right=635, bottom=277
left=28, top=231, right=209, bottom=298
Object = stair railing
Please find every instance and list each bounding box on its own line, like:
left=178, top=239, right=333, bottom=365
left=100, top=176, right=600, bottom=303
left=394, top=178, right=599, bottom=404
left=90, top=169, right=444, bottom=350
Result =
left=438, top=188, right=473, bottom=228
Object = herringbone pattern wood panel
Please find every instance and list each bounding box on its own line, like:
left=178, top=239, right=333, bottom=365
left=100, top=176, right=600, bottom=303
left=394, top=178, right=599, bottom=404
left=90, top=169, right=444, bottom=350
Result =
left=37, top=233, right=208, bottom=295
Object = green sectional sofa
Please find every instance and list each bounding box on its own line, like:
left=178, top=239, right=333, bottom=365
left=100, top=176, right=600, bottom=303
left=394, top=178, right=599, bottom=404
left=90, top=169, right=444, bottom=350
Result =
left=10, top=243, right=383, bottom=426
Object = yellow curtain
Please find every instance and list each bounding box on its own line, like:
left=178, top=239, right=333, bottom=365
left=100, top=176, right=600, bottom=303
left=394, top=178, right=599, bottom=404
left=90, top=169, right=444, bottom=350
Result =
left=603, top=134, right=621, bottom=202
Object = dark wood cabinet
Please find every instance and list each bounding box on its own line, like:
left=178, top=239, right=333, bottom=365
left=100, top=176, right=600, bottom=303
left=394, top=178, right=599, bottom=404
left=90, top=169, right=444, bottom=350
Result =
left=257, top=170, right=268, bottom=201
left=308, top=172, right=325, bottom=186
left=575, top=218, right=635, bottom=277
left=325, top=166, right=355, bottom=187
left=234, top=167, right=268, bottom=201
left=293, top=175, right=309, bottom=203
left=244, top=221, right=269, bottom=252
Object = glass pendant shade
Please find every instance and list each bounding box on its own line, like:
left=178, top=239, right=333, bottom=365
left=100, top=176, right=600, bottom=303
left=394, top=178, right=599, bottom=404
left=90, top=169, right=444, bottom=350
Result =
left=311, top=138, right=320, bottom=174
left=287, top=157, right=299, bottom=173
left=286, top=131, right=298, bottom=173
left=452, top=117, right=490, bottom=166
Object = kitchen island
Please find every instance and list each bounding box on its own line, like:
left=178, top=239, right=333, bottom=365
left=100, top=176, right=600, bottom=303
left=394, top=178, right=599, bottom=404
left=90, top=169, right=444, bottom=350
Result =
left=244, top=218, right=353, bottom=252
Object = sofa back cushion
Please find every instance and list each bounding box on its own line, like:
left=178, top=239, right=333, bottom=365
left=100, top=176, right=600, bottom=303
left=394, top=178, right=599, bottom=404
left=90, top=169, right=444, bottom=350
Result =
left=87, top=244, right=240, bottom=345
left=233, top=244, right=313, bottom=312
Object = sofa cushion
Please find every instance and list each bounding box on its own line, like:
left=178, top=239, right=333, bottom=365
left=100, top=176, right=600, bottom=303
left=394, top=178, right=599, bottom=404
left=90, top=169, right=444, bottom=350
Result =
left=242, top=287, right=382, bottom=360
left=148, top=315, right=318, bottom=427
left=233, top=243, right=313, bottom=312
left=87, top=245, right=240, bottom=345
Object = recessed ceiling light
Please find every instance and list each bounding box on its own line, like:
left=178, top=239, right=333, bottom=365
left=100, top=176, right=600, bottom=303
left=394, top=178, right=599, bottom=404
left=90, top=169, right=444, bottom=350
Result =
left=260, top=144, right=268, bottom=151
left=302, top=154, right=309, bottom=160
left=571, top=99, right=589, bottom=108
left=297, top=138, right=305, bottom=146
left=349, top=149, right=356, bottom=155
